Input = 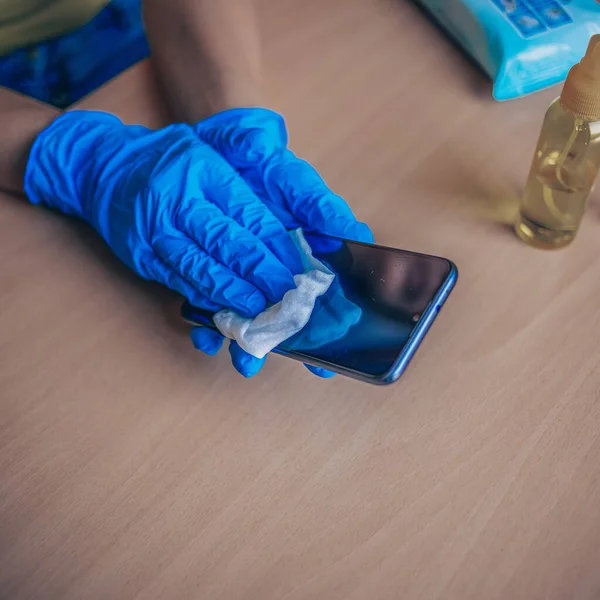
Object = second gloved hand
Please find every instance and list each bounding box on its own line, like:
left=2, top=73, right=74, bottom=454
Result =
left=24, top=111, right=303, bottom=321
left=190, top=108, right=374, bottom=378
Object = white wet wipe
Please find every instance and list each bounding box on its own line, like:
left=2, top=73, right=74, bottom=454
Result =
left=214, top=229, right=335, bottom=359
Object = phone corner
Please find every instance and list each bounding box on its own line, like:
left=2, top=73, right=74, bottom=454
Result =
left=376, top=365, right=407, bottom=386
left=446, top=260, right=459, bottom=283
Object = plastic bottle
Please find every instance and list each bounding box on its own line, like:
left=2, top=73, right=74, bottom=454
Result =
left=515, top=35, right=600, bottom=249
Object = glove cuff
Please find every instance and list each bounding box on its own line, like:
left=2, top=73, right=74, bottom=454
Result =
left=24, top=110, right=124, bottom=219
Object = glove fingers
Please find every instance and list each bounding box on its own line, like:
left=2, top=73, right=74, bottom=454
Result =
left=229, top=341, right=267, bottom=378
left=203, top=158, right=303, bottom=275
left=265, top=151, right=374, bottom=243
left=190, top=327, right=225, bottom=356
left=191, top=327, right=267, bottom=378
left=195, top=108, right=288, bottom=168
left=304, top=364, right=337, bottom=378
left=153, top=233, right=266, bottom=318
left=177, top=200, right=297, bottom=304
left=144, top=256, right=225, bottom=313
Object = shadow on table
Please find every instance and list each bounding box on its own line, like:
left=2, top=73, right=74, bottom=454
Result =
left=404, top=155, right=522, bottom=235
left=386, top=0, right=493, bottom=101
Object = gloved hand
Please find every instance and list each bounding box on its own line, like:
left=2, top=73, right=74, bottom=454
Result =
left=190, top=108, right=373, bottom=378
left=24, top=110, right=304, bottom=322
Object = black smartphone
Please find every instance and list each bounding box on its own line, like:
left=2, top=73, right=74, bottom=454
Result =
left=181, top=234, right=457, bottom=385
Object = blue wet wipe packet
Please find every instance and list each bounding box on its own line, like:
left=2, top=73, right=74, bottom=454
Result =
left=415, top=0, right=600, bottom=100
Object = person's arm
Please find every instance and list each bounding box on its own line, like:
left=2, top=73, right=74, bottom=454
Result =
left=143, top=0, right=263, bottom=122
left=0, top=89, right=60, bottom=194
left=1, top=0, right=257, bottom=192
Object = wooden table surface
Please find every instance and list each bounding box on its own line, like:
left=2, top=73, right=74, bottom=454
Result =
left=3, top=1, right=600, bottom=598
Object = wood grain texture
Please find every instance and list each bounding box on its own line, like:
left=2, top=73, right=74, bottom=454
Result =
left=2, top=1, right=600, bottom=598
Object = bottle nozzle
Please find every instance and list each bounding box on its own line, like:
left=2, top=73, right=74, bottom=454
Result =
left=579, top=35, right=600, bottom=79
left=561, top=34, right=600, bottom=121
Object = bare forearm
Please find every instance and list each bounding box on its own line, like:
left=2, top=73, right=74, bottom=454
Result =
left=143, top=0, right=263, bottom=122
left=0, top=89, right=60, bottom=194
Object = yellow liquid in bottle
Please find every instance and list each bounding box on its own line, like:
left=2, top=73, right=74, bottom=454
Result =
left=516, top=149, right=596, bottom=249
left=515, top=101, right=600, bottom=249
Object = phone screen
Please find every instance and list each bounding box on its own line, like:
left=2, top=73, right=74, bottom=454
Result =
left=182, top=234, right=455, bottom=379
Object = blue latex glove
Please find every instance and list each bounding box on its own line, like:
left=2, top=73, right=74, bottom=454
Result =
left=24, top=110, right=305, bottom=322
left=190, top=108, right=373, bottom=378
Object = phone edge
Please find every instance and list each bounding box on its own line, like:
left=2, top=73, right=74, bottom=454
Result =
left=378, top=260, right=458, bottom=385
left=181, top=259, right=459, bottom=387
